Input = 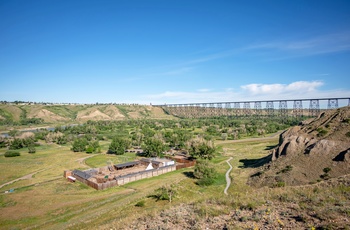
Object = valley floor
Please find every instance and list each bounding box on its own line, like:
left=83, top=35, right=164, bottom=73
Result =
left=0, top=135, right=349, bottom=229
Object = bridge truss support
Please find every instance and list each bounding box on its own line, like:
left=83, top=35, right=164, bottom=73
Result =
left=157, top=97, right=349, bottom=119
left=309, top=99, right=320, bottom=117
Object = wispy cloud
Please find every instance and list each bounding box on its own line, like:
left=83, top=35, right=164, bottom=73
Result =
left=145, top=80, right=350, bottom=104
left=158, top=31, right=350, bottom=70
left=245, top=32, right=350, bottom=58
left=186, top=49, right=238, bottom=64
left=161, top=67, right=194, bottom=76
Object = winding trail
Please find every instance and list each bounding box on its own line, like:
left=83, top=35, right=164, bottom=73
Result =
left=0, top=169, right=46, bottom=189
left=224, top=157, right=233, bottom=195
left=76, top=155, right=95, bottom=167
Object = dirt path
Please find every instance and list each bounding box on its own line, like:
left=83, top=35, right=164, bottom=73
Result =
left=0, top=169, right=46, bottom=189
left=76, top=155, right=95, bottom=167
left=216, top=131, right=282, bottom=145
left=224, top=157, right=233, bottom=195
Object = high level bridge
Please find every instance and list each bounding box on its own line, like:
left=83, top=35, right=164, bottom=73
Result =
left=154, top=97, right=350, bottom=119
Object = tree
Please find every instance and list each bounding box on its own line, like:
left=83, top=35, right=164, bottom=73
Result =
left=142, top=138, right=167, bottom=157
left=86, top=140, right=101, bottom=153
left=152, top=185, right=177, bottom=202
left=186, top=137, right=216, bottom=160
left=8, top=130, right=19, bottom=137
left=108, top=136, right=130, bottom=155
left=71, top=138, right=88, bottom=152
left=0, top=136, right=7, bottom=148
left=131, top=130, right=143, bottom=147
left=193, top=159, right=217, bottom=186
left=9, top=138, right=24, bottom=150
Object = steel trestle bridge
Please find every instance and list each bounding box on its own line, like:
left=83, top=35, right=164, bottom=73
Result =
left=154, top=97, right=350, bottom=119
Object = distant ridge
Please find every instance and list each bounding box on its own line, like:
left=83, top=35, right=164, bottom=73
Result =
left=0, top=104, right=173, bottom=126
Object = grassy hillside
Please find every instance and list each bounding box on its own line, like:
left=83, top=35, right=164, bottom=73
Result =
left=0, top=137, right=348, bottom=229
left=0, top=104, right=173, bottom=131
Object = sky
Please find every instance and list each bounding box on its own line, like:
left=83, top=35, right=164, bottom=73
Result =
left=1, top=0, right=350, bottom=105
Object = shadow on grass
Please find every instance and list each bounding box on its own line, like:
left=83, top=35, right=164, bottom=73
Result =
left=183, top=171, right=195, bottom=179
left=265, top=144, right=279, bottom=150
left=238, top=154, right=272, bottom=168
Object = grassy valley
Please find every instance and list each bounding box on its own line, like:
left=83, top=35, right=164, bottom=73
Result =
left=0, top=105, right=349, bottom=229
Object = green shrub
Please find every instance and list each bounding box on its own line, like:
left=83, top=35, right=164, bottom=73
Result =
left=194, top=160, right=217, bottom=186
left=317, top=128, right=328, bottom=137
left=28, top=146, right=36, bottom=154
left=275, top=181, right=285, bottom=187
left=323, top=167, right=331, bottom=173
left=320, top=173, right=329, bottom=180
left=278, top=165, right=293, bottom=174
left=4, top=151, right=20, bottom=157
left=345, top=132, right=350, bottom=137
left=197, top=177, right=216, bottom=186
left=135, top=200, right=145, bottom=207
left=151, top=185, right=177, bottom=202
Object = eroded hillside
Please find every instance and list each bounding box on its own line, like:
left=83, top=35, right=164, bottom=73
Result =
left=0, top=104, right=173, bottom=126
left=249, top=106, right=350, bottom=187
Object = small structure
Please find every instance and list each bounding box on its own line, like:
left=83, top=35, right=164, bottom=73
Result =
left=145, top=163, right=154, bottom=170
left=114, top=161, right=140, bottom=170
left=64, top=156, right=194, bottom=190
left=67, top=176, right=76, bottom=182
left=140, top=158, right=175, bottom=168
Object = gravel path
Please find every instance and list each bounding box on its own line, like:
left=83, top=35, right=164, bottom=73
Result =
left=0, top=169, right=46, bottom=189
left=224, top=157, right=233, bottom=195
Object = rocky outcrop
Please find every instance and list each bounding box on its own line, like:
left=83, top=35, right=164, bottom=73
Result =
left=250, top=106, right=350, bottom=187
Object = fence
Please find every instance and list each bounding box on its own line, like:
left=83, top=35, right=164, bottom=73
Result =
left=72, top=165, right=177, bottom=190
left=165, top=157, right=196, bottom=170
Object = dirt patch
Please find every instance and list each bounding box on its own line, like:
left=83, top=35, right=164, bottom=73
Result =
left=103, top=105, right=125, bottom=119
left=126, top=175, right=350, bottom=230
left=30, top=109, right=68, bottom=123
left=77, top=109, right=111, bottom=121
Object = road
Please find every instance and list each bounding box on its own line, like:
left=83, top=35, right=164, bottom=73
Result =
left=224, top=157, right=233, bottom=195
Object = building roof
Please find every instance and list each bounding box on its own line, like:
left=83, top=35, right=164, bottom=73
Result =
left=114, top=161, right=140, bottom=169
left=73, top=170, right=92, bottom=180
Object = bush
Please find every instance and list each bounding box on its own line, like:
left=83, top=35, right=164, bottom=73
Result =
left=278, top=165, right=293, bottom=174
left=317, top=128, right=328, bottom=137
left=194, top=160, right=217, bottom=186
left=135, top=200, right=145, bottom=207
left=9, top=138, right=24, bottom=150
left=151, top=185, right=177, bottom=202
left=197, top=177, right=216, bottom=186
left=274, top=181, right=285, bottom=187
left=4, top=151, right=20, bottom=157
left=28, top=146, right=36, bottom=154
left=345, top=132, right=350, bottom=137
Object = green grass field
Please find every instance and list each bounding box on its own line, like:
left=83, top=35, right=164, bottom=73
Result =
left=0, top=136, right=279, bottom=229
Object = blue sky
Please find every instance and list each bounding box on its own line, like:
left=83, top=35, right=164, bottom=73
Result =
left=1, top=0, right=350, bottom=105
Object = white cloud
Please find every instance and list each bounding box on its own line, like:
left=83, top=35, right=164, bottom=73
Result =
left=241, top=81, right=324, bottom=95
left=197, top=88, right=211, bottom=92
left=145, top=80, right=350, bottom=105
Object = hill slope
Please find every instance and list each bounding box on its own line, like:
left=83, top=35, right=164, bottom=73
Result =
left=249, top=106, right=350, bottom=187
left=0, top=104, right=173, bottom=125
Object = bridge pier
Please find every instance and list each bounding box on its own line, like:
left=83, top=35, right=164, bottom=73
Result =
left=157, top=97, right=349, bottom=119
